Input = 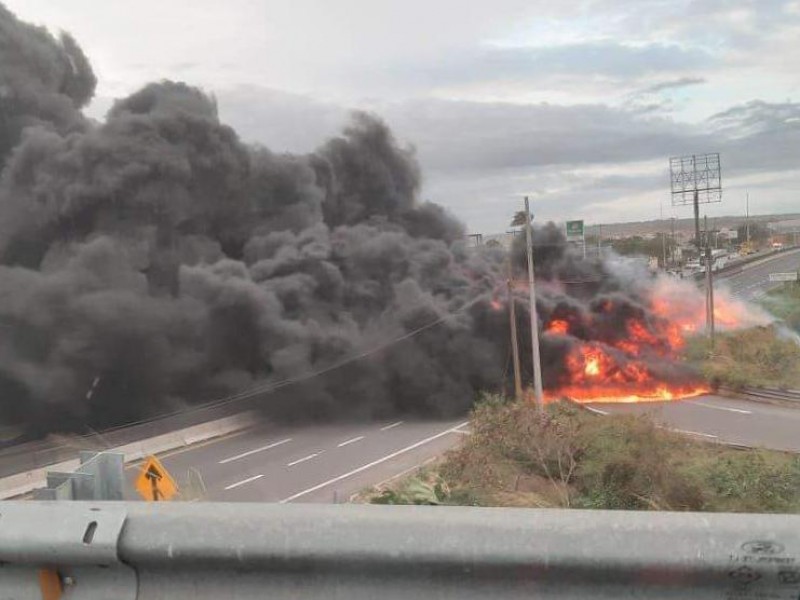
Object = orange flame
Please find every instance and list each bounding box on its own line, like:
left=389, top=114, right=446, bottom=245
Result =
left=549, top=318, right=711, bottom=404
left=535, top=277, right=764, bottom=405
left=546, top=319, right=570, bottom=335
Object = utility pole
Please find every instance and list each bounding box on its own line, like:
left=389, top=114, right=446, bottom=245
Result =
left=597, top=224, right=602, bottom=258
left=670, top=217, right=676, bottom=266
left=507, top=273, right=523, bottom=402
left=704, top=215, right=715, bottom=347
left=661, top=232, right=667, bottom=269
left=746, top=192, right=751, bottom=246
left=693, top=188, right=701, bottom=250
left=524, top=197, right=544, bottom=411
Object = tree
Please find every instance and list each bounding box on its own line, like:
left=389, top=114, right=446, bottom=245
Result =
left=510, top=211, right=532, bottom=226
left=736, top=223, right=770, bottom=245
left=609, top=235, right=677, bottom=267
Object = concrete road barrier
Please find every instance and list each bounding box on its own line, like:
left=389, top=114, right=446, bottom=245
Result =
left=0, top=411, right=256, bottom=500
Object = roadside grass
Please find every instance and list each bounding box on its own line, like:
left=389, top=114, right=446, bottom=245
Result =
left=760, top=282, right=800, bottom=333
left=683, top=325, right=800, bottom=390
left=363, top=396, right=800, bottom=513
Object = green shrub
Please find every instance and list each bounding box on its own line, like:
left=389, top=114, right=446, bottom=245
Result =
left=373, top=397, right=800, bottom=514
left=705, top=452, right=800, bottom=512
left=761, top=282, right=800, bottom=332
left=685, top=326, right=800, bottom=389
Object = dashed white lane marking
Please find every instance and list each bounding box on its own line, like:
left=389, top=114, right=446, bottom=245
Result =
left=584, top=406, right=609, bottom=415
left=670, top=429, right=718, bottom=439
left=287, top=452, right=322, bottom=467
left=337, top=436, right=365, bottom=447
left=280, top=421, right=468, bottom=503
left=224, top=474, right=264, bottom=490
left=380, top=421, right=404, bottom=431
left=218, top=438, right=293, bottom=464
left=689, top=401, right=752, bottom=415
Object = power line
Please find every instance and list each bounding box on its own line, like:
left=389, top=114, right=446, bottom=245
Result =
left=75, top=292, right=490, bottom=437
left=200, top=293, right=487, bottom=410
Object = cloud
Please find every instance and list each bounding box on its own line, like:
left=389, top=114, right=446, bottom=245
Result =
left=338, top=42, right=716, bottom=95
left=640, top=77, right=707, bottom=94
left=214, top=87, right=799, bottom=231
left=9, top=0, right=796, bottom=233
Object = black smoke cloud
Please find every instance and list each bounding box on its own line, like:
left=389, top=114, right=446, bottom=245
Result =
left=0, top=4, right=697, bottom=436
left=0, top=3, right=95, bottom=166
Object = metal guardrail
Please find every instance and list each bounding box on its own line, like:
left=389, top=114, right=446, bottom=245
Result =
left=721, top=386, right=800, bottom=405
left=1, top=502, right=799, bottom=599
left=691, top=246, right=798, bottom=282
left=34, top=451, right=124, bottom=501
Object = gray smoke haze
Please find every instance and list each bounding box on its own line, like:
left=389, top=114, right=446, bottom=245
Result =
left=0, top=4, right=702, bottom=437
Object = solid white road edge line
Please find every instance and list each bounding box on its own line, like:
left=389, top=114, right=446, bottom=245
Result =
left=279, top=421, right=468, bottom=503
left=670, top=429, right=718, bottom=439
left=287, top=452, right=322, bottom=467
left=584, top=406, right=609, bottom=415
left=689, top=401, right=752, bottom=415
left=337, top=436, right=365, bottom=447
left=218, top=438, right=293, bottom=464
left=224, top=474, right=264, bottom=490
left=380, top=421, right=404, bottom=431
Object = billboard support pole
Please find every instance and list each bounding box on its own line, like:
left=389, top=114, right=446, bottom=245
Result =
left=668, top=152, right=722, bottom=322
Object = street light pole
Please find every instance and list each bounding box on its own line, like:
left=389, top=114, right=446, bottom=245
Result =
left=524, top=197, right=544, bottom=411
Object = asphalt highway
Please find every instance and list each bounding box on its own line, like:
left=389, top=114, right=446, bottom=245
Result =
left=125, top=417, right=469, bottom=503
left=584, top=394, right=800, bottom=453
left=124, top=393, right=798, bottom=503
left=718, top=247, right=800, bottom=300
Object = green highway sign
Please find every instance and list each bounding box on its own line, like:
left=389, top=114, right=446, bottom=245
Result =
left=565, top=220, right=584, bottom=240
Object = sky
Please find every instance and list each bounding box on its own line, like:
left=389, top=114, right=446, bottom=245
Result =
left=7, top=0, right=800, bottom=233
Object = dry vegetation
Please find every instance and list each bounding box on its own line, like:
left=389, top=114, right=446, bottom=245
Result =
left=368, top=397, right=800, bottom=513
left=684, top=325, right=800, bottom=390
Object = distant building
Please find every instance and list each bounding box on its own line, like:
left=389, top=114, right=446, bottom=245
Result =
left=479, top=232, right=518, bottom=250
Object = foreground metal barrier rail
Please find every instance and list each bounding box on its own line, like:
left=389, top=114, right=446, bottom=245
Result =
left=2, top=502, right=799, bottom=599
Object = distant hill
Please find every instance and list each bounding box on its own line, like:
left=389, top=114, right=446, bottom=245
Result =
left=585, top=213, right=800, bottom=239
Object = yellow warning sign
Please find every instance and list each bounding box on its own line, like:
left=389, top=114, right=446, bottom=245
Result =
left=135, top=455, right=178, bottom=501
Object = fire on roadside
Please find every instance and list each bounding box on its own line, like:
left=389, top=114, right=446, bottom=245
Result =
left=539, top=286, right=734, bottom=403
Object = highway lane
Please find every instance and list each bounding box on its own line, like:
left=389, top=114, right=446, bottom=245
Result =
left=123, top=393, right=799, bottom=504
left=717, top=247, right=800, bottom=300
left=125, top=417, right=468, bottom=503
left=585, top=394, right=800, bottom=452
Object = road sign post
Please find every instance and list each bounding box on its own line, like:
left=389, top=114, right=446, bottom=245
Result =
left=135, top=455, right=178, bottom=502
left=768, top=272, right=798, bottom=282
left=565, top=220, right=585, bottom=259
